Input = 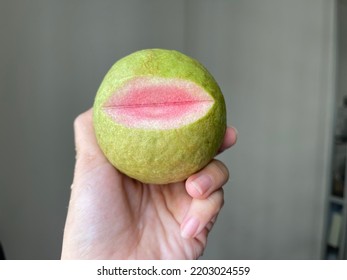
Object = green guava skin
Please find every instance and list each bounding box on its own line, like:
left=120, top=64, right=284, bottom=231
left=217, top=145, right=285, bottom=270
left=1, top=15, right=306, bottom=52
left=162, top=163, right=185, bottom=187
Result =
left=93, top=49, right=226, bottom=184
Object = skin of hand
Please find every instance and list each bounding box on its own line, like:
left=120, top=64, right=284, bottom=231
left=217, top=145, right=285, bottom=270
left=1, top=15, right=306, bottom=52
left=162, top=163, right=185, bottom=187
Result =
left=61, top=109, right=237, bottom=260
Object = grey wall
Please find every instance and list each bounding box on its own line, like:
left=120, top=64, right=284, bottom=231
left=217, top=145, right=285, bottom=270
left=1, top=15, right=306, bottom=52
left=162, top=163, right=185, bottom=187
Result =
left=0, top=0, right=335, bottom=259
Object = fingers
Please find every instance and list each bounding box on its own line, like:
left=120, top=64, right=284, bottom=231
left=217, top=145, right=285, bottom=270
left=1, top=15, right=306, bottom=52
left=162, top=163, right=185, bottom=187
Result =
left=180, top=125, right=236, bottom=239
left=181, top=159, right=229, bottom=239
left=180, top=189, right=224, bottom=239
left=218, top=126, right=238, bottom=153
left=186, top=160, right=229, bottom=199
left=73, top=108, right=108, bottom=180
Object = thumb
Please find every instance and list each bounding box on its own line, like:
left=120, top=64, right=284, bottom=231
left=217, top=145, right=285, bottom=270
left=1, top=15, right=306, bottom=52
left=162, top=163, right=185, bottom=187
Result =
left=73, top=108, right=109, bottom=181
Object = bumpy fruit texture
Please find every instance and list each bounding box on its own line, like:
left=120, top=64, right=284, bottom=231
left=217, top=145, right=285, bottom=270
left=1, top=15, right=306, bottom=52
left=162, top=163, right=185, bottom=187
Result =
left=93, top=49, right=226, bottom=184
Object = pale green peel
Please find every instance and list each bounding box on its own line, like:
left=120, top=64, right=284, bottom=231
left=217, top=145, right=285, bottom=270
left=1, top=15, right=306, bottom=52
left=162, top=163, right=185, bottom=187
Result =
left=93, top=49, right=226, bottom=184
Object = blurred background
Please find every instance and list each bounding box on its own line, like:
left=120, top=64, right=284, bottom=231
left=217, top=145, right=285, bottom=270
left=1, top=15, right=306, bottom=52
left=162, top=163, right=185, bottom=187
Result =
left=1, top=0, right=346, bottom=259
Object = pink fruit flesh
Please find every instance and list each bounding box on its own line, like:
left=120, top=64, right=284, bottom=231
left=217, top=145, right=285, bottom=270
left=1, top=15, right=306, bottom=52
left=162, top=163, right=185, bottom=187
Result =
left=103, top=77, right=214, bottom=129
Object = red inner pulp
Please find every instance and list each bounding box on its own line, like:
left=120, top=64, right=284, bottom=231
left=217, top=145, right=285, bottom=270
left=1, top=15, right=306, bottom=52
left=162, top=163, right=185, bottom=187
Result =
left=103, top=78, right=213, bottom=129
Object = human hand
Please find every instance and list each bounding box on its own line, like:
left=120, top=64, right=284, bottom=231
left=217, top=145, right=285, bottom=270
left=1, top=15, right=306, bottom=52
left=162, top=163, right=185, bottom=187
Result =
left=61, top=109, right=237, bottom=259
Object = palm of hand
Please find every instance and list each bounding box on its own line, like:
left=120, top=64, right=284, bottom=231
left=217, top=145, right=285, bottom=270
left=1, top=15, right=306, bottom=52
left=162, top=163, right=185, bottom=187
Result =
left=65, top=161, right=207, bottom=259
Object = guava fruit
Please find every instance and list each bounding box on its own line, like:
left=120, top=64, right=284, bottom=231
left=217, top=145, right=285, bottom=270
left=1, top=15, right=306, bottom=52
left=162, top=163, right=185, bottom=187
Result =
left=93, top=49, right=226, bottom=184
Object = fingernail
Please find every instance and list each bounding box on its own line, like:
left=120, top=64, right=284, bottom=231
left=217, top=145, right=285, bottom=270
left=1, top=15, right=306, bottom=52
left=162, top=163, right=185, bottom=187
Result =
left=181, top=217, right=200, bottom=239
left=232, top=126, right=239, bottom=139
left=191, top=174, right=212, bottom=195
